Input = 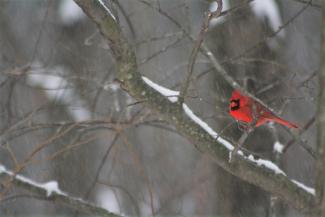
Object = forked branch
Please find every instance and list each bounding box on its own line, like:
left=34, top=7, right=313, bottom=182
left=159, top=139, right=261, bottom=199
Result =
left=72, top=0, right=314, bottom=211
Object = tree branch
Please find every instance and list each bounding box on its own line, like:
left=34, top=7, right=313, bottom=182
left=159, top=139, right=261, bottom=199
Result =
left=179, top=0, right=222, bottom=104
left=315, top=1, right=325, bottom=215
left=0, top=164, right=121, bottom=217
left=73, top=0, right=315, bottom=211
left=135, top=1, right=314, bottom=159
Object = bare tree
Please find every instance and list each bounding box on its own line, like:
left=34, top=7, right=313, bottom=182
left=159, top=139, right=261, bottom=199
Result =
left=0, top=0, right=321, bottom=216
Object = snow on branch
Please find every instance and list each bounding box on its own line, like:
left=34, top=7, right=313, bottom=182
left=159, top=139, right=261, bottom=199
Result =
left=141, top=76, right=315, bottom=195
left=0, top=165, right=65, bottom=197
left=247, top=154, right=285, bottom=175
left=74, top=0, right=315, bottom=209
left=97, top=0, right=116, bottom=21
left=0, top=164, right=123, bottom=217
left=292, top=179, right=315, bottom=195
left=142, top=76, right=179, bottom=103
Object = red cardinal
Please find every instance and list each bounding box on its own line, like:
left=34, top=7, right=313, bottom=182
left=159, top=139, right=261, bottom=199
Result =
left=229, top=90, right=298, bottom=128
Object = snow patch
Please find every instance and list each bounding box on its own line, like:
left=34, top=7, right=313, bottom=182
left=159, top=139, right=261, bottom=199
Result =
left=0, top=164, right=5, bottom=173
left=142, top=76, right=179, bottom=102
left=104, top=82, right=120, bottom=91
left=0, top=164, right=65, bottom=197
left=98, top=0, right=117, bottom=21
left=59, top=0, right=85, bottom=25
left=97, top=187, right=120, bottom=214
left=247, top=155, right=285, bottom=175
left=41, top=181, right=62, bottom=197
left=273, top=141, right=284, bottom=154
left=217, top=137, right=234, bottom=151
left=26, top=64, right=91, bottom=122
left=250, top=0, right=284, bottom=38
left=291, top=179, right=315, bottom=195
left=182, top=104, right=218, bottom=138
left=210, top=0, right=230, bottom=26
left=15, top=175, right=66, bottom=197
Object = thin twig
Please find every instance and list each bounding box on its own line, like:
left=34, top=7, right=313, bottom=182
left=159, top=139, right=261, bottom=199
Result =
left=113, top=0, right=136, bottom=38
left=179, top=0, right=223, bottom=104
left=30, top=0, right=52, bottom=63
left=291, top=0, right=321, bottom=8
left=139, top=37, right=184, bottom=65
left=120, top=134, right=156, bottom=217
left=282, top=116, right=316, bottom=158
left=224, top=0, right=313, bottom=64
left=137, top=0, right=286, bottom=117
left=84, top=133, right=119, bottom=198
left=75, top=0, right=316, bottom=210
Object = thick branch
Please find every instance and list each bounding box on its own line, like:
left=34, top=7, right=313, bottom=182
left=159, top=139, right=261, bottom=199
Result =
left=315, top=2, right=325, bottom=215
left=0, top=165, right=121, bottom=217
left=74, top=0, right=315, bottom=210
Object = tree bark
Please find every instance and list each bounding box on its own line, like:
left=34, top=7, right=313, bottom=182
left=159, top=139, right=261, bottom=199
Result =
left=74, top=0, right=315, bottom=211
left=315, top=2, right=325, bottom=216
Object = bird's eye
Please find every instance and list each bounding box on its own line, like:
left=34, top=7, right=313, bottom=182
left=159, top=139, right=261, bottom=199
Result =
left=230, top=99, right=240, bottom=111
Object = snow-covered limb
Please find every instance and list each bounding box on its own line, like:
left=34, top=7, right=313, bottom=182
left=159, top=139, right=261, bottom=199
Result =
left=141, top=76, right=286, bottom=175
left=142, top=76, right=179, bottom=103
left=0, top=164, right=123, bottom=217
left=247, top=154, right=285, bottom=175
left=140, top=76, right=315, bottom=206
left=142, top=76, right=235, bottom=150
left=142, top=76, right=316, bottom=197
left=292, top=180, right=315, bottom=195
left=97, top=0, right=116, bottom=21
left=142, top=76, right=316, bottom=194
left=0, top=164, right=65, bottom=197
left=75, top=0, right=315, bottom=210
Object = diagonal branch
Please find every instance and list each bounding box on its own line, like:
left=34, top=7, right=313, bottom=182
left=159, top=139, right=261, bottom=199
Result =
left=74, top=0, right=315, bottom=211
left=137, top=0, right=312, bottom=118
left=179, top=0, right=222, bottom=104
left=0, top=164, right=121, bottom=217
left=315, top=2, right=325, bottom=214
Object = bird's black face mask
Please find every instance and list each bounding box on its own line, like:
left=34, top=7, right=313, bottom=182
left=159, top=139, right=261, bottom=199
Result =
left=230, top=99, right=240, bottom=111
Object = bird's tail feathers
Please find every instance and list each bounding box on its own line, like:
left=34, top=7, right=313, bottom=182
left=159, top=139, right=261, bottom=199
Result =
left=272, top=116, right=298, bottom=129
